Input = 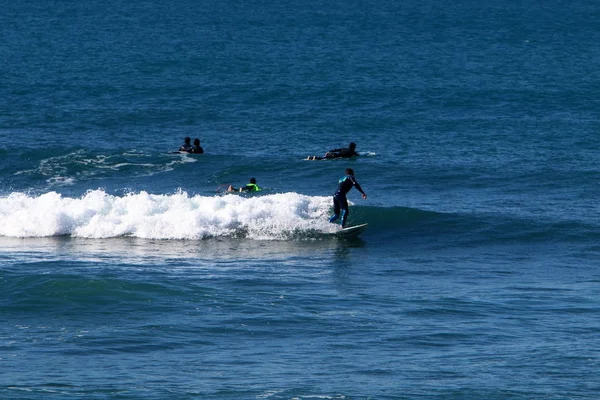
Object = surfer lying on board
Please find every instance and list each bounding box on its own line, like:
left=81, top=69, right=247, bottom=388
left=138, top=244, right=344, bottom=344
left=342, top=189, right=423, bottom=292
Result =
left=228, top=177, right=262, bottom=193
left=329, top=168, right=367, bottom=228
left=306, top=142, right=359, bottom=160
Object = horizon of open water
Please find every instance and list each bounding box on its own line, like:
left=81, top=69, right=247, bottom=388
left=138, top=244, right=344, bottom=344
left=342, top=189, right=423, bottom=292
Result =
left=1, top=0, right=600, bottom=399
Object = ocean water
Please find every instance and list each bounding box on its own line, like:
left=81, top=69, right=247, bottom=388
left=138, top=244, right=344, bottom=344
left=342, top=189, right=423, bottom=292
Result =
left=2, top=0, right=600, bottom=399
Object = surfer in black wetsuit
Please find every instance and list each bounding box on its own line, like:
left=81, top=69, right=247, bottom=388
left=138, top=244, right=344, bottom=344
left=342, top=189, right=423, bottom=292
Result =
left=190, top=138, right=204, bottom=154
left=179, top=137, right=193, bottom=152
left=228, top=177, right=261, bottom=193
left=329, top=168, right=367, bottom=227
left=307, top=142, right=359, bottom=160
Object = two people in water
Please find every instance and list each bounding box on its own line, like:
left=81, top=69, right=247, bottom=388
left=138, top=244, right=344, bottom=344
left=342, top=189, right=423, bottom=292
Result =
left=306, top=142, right=359, bottom=160
left=179, top=137, right=204, bottom=154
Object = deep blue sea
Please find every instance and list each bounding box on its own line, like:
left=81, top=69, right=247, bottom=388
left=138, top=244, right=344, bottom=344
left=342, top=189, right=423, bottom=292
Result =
left=2, top=0, right=600, bottom=399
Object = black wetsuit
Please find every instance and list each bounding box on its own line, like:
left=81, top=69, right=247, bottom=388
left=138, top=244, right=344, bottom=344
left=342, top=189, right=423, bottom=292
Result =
left=325, top=147, right=359, bottom=158
left=329, top=174, right=365, bottom=227
left=190, top=145, right=204, bottom=154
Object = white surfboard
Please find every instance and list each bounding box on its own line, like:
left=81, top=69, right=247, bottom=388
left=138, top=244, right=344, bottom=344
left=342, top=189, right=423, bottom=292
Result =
left=334, top=223, right=368, bottom=238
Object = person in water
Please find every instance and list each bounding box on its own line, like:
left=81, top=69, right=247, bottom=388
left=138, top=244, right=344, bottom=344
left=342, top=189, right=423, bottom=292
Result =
left=179, top=137, right=193, bottom=152
left=228, top=177, right=262, bottom=193
left=307, top=142, right=359, bottom=160
left=329, top=168, right=367, bottom=228
left=190, top=138, right=204, bottom=154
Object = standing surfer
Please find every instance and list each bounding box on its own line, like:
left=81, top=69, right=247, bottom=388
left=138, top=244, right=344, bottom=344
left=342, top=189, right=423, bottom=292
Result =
left=329, top=168, right=367, bottom=228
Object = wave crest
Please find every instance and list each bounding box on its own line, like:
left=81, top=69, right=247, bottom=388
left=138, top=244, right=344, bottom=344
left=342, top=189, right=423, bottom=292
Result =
left=0, top=190, right=335, bottom=240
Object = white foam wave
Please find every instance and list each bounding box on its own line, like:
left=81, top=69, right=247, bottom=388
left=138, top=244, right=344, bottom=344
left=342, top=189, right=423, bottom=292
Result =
left=0, top=190, right=336, bottom=240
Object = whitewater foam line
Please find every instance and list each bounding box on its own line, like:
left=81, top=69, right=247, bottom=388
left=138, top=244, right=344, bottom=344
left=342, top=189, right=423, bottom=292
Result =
left=0, top=190, right=335, bottom=240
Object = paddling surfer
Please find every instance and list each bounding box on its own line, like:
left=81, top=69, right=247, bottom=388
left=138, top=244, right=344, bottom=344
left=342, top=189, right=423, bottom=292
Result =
left=307, top=142, right=360, bottom=160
